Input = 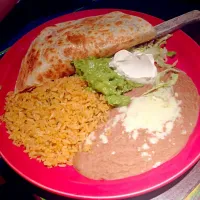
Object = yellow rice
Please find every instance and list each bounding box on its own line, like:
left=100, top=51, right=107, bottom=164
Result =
left=2, top=76, right=110, bottom=167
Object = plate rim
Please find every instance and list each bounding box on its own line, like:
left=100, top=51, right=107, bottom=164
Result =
left=0, top=8, right=200, bottom=199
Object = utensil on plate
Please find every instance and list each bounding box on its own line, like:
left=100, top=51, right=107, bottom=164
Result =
left=155, top=10, right=200, bottom=38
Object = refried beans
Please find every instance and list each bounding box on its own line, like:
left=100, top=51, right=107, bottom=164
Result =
left=73, top=72, right=200, bottom=180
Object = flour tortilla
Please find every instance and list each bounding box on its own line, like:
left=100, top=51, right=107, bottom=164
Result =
left=15, top=11, right=156, bottom=92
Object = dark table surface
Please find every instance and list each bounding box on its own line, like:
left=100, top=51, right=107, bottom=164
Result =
left=0, top=0, right=200, bottom=52
left=0, top=0, right=200, bottom=199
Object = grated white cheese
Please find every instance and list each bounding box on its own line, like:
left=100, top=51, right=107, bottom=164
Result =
left=99, top=134, right=108, bottom=144
left=152, top=162, right=161, bottom=168
left=141, top=152, right=150, bottom=157
left=85, top=132, right=96, bottom=145
left=142, top=143, right=150, bottom=150
left=122, top=87, right=181, bottom=139
left=132, top=130, right=139, bottom=140
left=148, top=137, right=159, bottom=144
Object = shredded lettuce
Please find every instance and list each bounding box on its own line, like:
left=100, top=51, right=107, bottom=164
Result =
left=167, top=51, right=176, bottom=57
left=131, top=34, right=179, bottom=95
left=154, top=34, right=173, bottom=47
left=132, top=34, right=178, bottom=69
left=143, top=68, right=179, bottom=96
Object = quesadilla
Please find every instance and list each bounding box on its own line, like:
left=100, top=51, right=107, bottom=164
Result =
left=15, top=11, right=156, bottom=92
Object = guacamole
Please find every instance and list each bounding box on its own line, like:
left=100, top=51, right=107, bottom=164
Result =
left=73, top=57, right=143, bottom=106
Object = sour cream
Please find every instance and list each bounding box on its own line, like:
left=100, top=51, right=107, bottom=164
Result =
left=109, top=50, right=157, bottom=84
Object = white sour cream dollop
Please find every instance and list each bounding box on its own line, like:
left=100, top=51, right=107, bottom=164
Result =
left=109, top=50, right=157, bottom=84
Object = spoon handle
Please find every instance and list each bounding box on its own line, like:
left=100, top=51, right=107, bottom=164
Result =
left=154, top=10, right=200, bottom=38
